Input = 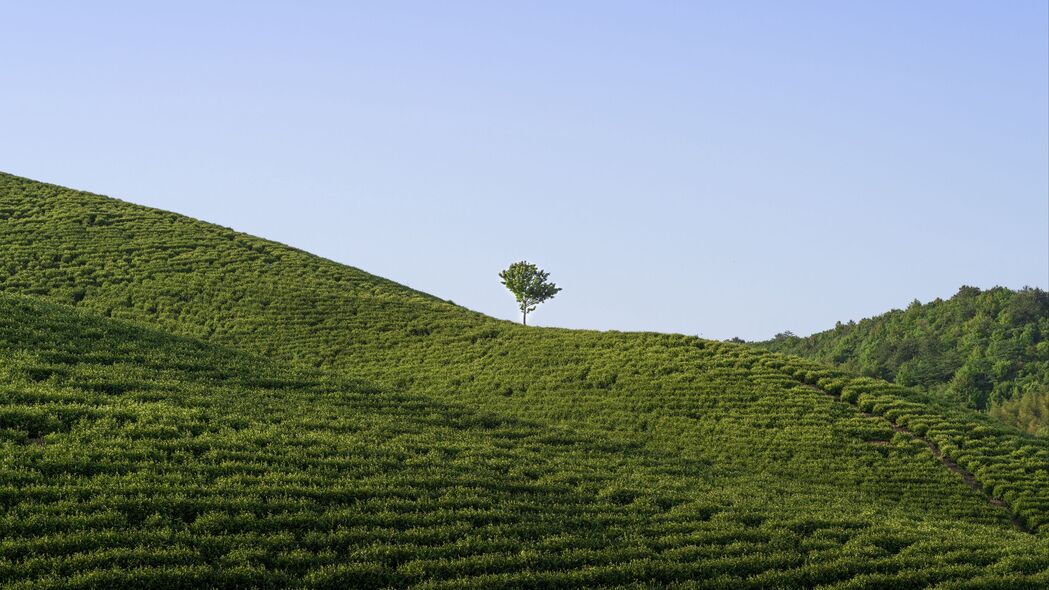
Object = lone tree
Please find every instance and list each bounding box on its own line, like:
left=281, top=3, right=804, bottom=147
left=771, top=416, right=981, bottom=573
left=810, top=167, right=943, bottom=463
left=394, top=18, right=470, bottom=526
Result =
left=499, top=261, right=561, bottom=325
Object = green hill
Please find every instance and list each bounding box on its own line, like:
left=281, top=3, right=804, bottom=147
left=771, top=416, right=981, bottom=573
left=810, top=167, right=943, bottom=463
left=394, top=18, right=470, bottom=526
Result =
left=2, top=171, right=1049, bottom=587
left=759, top=287, right=1049, bottom=435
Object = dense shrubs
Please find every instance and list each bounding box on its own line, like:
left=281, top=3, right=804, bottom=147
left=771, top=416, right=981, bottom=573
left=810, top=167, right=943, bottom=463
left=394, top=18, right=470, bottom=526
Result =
left=760, top=286, right=1049, bottom=430
left=4, top=295, right=1044, bottom=586
left=991, top=391, right=1049, bottom=436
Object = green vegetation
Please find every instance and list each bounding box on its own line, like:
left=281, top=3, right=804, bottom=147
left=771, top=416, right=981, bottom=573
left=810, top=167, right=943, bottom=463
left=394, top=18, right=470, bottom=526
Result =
left=991, top=391, right=1049, bottom=437
left=2, top=171, right=1049, bottom=587
left=760, top=286, right=1049, bottom=433
left=498, top=261, right=561, bottom=325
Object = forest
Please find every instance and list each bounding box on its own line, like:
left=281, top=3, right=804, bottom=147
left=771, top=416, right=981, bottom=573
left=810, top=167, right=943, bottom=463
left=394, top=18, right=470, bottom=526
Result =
left=761, top=286, right=1049, bottom=435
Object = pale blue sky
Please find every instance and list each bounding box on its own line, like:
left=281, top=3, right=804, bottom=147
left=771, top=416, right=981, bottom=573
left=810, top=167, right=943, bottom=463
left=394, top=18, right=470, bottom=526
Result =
left=2, top=1, right=1046, bottom=339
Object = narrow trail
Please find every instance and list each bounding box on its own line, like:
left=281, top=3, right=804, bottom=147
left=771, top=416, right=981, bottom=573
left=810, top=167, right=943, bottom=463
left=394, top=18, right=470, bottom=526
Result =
left=802, top=383, right=1031, bottom=534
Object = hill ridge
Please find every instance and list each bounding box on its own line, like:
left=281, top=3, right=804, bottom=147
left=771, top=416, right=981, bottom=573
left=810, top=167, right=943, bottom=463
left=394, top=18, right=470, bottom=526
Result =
left=3, top=171, right=1049, bottom=586
left=759, top=285, right=1049, bottom=436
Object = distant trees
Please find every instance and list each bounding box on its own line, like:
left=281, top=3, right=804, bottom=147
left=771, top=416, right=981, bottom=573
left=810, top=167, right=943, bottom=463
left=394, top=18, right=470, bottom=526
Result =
left=759, top=286, right=1049, bottom=433
left=499, top=261, right=561, bottom=325
left=991, top=390, right=1049, bottom=436
left=950, top=360, right=994, bottom=409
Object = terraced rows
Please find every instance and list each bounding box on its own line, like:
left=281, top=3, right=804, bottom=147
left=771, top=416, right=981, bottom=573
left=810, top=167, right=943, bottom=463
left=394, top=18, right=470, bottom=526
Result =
left=770, top=358, right=1049, bottom=533
left=2, top=172, right=1049, bottom=586
left=2, top=295, right=1048, bottom=588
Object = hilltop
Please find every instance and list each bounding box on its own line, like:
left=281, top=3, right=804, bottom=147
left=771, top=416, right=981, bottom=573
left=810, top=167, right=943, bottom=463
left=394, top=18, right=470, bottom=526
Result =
left=759, top=286, right=1049, bottom=435
left=2, top=171, right=1049, bottom=587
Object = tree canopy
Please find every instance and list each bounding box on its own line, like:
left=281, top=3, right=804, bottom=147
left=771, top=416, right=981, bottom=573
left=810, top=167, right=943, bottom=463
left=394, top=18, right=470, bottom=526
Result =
left=760, top=286, right=1049, bottom=434
left=499, top=261, right=561, bottom=325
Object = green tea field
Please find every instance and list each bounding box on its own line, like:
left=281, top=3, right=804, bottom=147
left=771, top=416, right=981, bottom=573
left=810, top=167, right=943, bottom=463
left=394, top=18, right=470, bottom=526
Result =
left=2, top=172, right=1048, bottom=588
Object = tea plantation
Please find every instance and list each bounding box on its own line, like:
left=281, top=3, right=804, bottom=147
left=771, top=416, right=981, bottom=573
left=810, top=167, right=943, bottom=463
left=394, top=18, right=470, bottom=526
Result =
left=2, top=171, right=1049, bottom=588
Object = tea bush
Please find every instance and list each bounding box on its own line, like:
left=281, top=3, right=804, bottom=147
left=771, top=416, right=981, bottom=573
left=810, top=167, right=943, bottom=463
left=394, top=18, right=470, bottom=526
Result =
left=1, top=172, right=1048, bottom=586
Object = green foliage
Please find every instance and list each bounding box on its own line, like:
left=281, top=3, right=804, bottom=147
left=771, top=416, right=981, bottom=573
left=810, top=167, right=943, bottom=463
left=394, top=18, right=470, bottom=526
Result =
left=1, top=172, right=1049, bottom=586
left=2, top=294, right=1048, bottom=587
left=991, top=391, right=1049, bottom=437
left=760, top=286, right=1049, bottom=421
left=498, top=261, right=561, bottom=325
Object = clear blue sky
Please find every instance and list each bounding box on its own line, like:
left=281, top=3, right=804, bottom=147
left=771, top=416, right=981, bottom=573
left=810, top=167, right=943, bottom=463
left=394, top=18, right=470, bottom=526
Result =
left=3, top=1, right=1047, bottom=339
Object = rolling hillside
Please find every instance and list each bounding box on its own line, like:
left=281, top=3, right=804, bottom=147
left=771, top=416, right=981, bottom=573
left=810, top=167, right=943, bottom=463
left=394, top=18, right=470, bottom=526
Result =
left=2, top=171, right=1049, bottom=587
left=760, top=287, right=1049, bottom=434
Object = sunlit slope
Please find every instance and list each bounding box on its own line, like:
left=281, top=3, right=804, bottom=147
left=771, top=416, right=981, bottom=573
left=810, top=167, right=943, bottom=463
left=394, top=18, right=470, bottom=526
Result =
left=2, top=294, right=1048, bottom=588
left=3, top=172, right=1049, bottom=572
left=0, top=172, right=489, bottom=368
left=3, top=171, right=1049, bottom=533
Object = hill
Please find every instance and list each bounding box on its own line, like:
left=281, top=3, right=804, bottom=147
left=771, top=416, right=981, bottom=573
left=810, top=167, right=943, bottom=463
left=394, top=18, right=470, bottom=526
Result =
left=759, top=286, right=1049, bottom=435
left=2, top=171, right=1049, bottom=587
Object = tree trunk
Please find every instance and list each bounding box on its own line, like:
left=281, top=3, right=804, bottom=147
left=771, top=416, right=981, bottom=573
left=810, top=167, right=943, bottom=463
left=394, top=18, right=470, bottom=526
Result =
left=522, top=309, right=527, bottom=325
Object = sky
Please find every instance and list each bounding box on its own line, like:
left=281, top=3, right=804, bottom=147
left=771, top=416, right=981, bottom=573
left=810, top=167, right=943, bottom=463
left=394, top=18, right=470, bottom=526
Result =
left=2, top=1, right=1047, bottom=340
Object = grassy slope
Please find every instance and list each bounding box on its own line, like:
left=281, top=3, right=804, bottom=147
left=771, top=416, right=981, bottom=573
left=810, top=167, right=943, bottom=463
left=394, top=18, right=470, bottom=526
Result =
left=3, top=285, right=1047, bottom=589
left=2, top=172, right=1049, bottom=586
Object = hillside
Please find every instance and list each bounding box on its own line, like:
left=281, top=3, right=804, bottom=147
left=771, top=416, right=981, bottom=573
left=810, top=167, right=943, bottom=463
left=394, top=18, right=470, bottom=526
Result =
left=759, top=287, right=1049, bottom=434
left=2, top=171, right=1049, bottom=587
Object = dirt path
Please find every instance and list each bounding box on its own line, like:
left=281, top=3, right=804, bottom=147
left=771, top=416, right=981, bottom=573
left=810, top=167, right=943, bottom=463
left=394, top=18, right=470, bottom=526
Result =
left=803, top=384, right=1031, bottom=533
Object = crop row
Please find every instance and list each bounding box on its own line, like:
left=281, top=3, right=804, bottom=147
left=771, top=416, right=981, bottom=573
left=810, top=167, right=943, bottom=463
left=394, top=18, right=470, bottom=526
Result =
left=2, top=173, right=1049, bottom=586
left=1, top=294, right=1047, bottom=586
